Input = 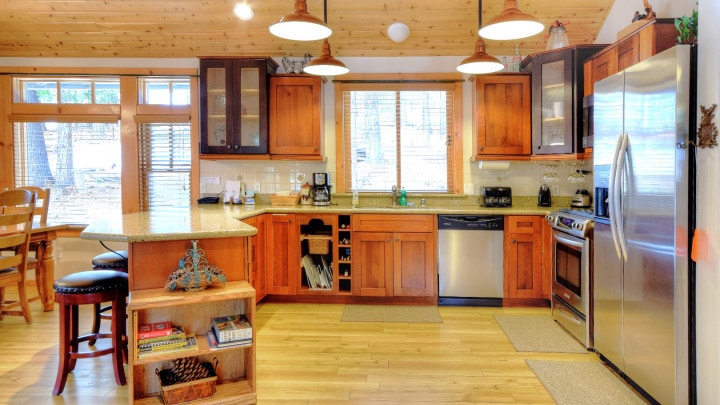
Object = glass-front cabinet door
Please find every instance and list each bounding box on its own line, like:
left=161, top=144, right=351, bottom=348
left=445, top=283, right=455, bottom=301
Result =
left=524, top=46, right=605, bottom=155
left=200, top=57, right=277, bottom=154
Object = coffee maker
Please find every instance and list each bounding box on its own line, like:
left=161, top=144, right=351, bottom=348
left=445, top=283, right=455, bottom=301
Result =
left=312, top=172, right=331, bottom=206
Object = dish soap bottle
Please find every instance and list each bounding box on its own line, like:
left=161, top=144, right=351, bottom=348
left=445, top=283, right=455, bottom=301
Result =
left=399, top=187, right=407, bottom=206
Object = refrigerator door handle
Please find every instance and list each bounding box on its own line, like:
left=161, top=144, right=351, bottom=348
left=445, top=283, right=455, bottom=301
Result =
left=615, top=132, right=630, bottom=261
left=608, top=132, right=624, bottom=260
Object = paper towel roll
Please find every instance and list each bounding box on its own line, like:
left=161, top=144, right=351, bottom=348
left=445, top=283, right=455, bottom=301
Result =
left=478, top=160, right=510, bottom=170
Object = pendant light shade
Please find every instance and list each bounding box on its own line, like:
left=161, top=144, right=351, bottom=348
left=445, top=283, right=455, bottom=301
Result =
left=457, top=0, right=503, bottom=75
left=303, top=40, right=349, bottom=76
left=269, top=0, right=332, bottom=41
left=456, top=38, right=504, bottom=74
left=479, top=0, right=544, bottom=40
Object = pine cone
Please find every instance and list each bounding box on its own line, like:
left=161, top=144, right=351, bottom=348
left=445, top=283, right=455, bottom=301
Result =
left=171, top=357, right=211, bottom=382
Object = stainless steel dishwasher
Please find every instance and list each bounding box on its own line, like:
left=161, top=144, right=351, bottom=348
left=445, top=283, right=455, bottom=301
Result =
left=437, top=215, right=504, bottom=306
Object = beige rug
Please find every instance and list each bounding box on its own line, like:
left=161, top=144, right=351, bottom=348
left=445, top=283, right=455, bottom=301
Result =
left=341, top=305, right=442, bottom=323
left=527, top=360, right=648, bottom=405
left=494, top=315, right=587, bottom=353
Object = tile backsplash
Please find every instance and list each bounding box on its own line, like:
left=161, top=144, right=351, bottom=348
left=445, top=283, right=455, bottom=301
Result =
left=200, top=159, right=593, bottom=198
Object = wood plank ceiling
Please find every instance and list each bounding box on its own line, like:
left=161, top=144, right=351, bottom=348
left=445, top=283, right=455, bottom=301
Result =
left=0, top=0, right=616, bottom=59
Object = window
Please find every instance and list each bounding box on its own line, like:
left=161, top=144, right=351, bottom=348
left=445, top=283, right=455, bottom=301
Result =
left=10, top=74, right=193, bottom=223
left=336, top=80, right=462, bottom=193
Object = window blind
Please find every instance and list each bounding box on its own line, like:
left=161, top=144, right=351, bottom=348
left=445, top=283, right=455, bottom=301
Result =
left=138, top=122, right=191, bottom=211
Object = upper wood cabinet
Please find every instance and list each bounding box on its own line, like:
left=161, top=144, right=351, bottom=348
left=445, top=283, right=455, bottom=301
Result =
left=584, top=19, right=678, bottom=97
left=199, top=57, right=278, bottom=155
left=472, top=73, right=531, bottom=158
left=522, top=45, right=604, bottom=155
left=268, top=75, right=324, bottom=158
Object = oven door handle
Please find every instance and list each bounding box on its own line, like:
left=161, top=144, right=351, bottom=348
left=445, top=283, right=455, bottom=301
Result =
left=552, top=231, right=585, bottom=250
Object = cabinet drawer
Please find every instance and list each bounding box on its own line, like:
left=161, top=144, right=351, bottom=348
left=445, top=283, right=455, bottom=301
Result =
left=506, top=215, right=542, bottom=234
left=352, top=214, right=435, bottom=233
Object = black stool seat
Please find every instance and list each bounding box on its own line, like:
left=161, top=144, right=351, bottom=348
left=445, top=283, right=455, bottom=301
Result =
left=91, top=251, right=128, bottom=270
left=52, top=270, right=128, bottom=395
left=54, top=270, right=128, bottom=293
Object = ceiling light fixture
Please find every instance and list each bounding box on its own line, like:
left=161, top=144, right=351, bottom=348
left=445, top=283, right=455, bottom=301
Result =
left=387, top=22, right=410, bottom=43
left=233, top=3, right=254, bottom=21
left=478, top=0, right=544, bottom=41
left=457, top=0, right=504, bottom=75
left=269, top=0, right=332, bottom=41
left=303, top=1, right=349, bottom=76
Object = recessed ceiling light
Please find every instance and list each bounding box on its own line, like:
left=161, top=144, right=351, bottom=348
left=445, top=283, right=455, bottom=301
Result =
left=233, top=3, right=254, bottom=21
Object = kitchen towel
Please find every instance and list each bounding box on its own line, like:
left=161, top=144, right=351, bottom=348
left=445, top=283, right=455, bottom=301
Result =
left=494, top=315, right=587, bottom=353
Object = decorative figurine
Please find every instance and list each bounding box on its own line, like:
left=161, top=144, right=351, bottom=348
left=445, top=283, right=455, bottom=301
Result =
left=165, top=240, right=227, bottom=291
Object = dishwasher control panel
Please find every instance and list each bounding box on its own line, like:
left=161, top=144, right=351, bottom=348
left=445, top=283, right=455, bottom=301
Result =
left=438, top=215, right=504, bottom=231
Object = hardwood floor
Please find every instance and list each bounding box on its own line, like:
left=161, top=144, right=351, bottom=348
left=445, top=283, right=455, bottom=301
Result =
left=0, top=298, right=603, bottom=404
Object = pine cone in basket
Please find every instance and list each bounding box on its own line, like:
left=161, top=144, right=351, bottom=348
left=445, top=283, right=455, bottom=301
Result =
left=171, top=357, right=212, bottom=382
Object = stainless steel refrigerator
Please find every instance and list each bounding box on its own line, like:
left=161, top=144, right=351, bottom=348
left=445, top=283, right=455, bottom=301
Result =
left=593, top=45, right=693, bottom=404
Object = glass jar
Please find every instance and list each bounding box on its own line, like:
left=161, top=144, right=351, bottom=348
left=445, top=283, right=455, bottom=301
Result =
left=546, top=26, right=569, bottom=50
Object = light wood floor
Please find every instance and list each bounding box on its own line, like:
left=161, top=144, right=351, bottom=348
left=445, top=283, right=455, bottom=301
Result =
left=0, top=298, right=605, bottom=405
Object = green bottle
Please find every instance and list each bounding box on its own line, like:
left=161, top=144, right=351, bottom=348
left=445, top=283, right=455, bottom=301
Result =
left=399, top=187, right=407, bottom=206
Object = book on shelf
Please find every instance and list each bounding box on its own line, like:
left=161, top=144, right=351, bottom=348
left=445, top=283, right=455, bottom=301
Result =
left=137, top=333, right=188, bottom=351
left=137, top=321, right=174, bottom=340
left=137, top=335, right=199, bottom=358
left=211, top=314, right=252, bottom=343
left=205, top=330, right=252, bottom=350
left=137, top=326, right=186, bottom=345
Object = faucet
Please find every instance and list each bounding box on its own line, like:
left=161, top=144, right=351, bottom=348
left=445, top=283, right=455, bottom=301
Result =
left=391, top=185, right=398, bottom=206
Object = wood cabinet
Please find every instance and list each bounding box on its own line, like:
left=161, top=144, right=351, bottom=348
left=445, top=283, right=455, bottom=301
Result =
left=503, top=216, right=544, bottom=306
left=522, top=45, right=605, bottom=155
left=584, top=19, right=677, bottom=97
left=127, top=281, right=256, bottom=404
left=200, top=57, right=278, bottom=155
left=268, top=75, right=323, bottom=158
left=265, top=213, right=298, bottom=295
left=296, top=213, right=337, bottom=294
left=243, top=215, right=266, bottom=302
left=472, top=73, right=531, bottom=158
left=352, top=214, right=436, bottom=298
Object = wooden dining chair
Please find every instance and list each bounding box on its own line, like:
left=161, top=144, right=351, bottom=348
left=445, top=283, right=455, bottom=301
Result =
left=0, top=189, right=36, bottom=323
left=16, top=186, right=51, bottom=305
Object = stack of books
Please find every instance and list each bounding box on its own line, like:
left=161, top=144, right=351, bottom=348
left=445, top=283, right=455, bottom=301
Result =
left=136, top=321, right=198, bottom=358
left=206, top=314, right=252, bottom=349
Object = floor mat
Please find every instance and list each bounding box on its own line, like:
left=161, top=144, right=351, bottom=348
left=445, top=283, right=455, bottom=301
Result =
left=494, top=314, right=587, bottom=353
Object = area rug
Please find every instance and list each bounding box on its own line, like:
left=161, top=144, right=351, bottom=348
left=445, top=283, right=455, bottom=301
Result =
left=527, top=360, right=648, bottom=405
left=494, top=315, right=587, bottom=353
left=341, top=305, right=442, bottom=323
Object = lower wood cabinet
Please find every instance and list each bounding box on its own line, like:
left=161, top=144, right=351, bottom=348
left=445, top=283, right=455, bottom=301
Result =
left=243, top=215, right=266, bottom=302
left=503, top=215, right=545, bottom=306
left=352, top=214, right=436, bottom=298
left=265, top=213, right=297, bottom=295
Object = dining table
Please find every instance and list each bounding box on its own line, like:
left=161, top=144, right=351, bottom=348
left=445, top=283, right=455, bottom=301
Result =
left=29, top=220, right=68, bottom=311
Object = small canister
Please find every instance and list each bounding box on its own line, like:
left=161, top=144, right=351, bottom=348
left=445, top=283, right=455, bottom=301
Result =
left=300, top=182, right=313, bottom=205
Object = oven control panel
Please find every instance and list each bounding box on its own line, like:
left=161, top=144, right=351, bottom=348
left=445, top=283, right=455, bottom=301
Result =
left=546, top=212, right=593, bottom=239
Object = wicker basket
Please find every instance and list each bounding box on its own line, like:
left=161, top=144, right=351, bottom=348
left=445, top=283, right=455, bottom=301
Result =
left=156, top=361, right=217, bottom=404
left=303, top=234, right=331, bottom=255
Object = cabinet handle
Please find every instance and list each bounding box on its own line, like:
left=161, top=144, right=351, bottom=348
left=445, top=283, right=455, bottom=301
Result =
left=479, top=145, right=485, bottom=151
left=512, top=239, right=516, bottom=243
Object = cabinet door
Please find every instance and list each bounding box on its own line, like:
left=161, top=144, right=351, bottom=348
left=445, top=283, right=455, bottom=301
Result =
left=503, top=217, right=543, bottom=301
left=269, top=75, right=322, bottom=156
left=617, top=34, right=640, bottom=72
left=393, top=232, right=436, bottom=297
left=353, top=232, right=393, bottom=296
left=473, top=74, right=531, bottom=156
left=244, top=215, right=266, bottom=302
left=586, top=48, right=618, bottom=96
left=200, top=59, right=235, bottom=154
left=265, top=214, right=297, bottom=295
left=530, top=50, right=575, bottom=155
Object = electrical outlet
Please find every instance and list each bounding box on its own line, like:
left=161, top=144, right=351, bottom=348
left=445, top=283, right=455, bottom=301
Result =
left=552, top=185, right=560, bottom=196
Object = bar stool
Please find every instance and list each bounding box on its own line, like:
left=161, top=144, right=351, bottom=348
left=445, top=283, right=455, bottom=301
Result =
left=52, top=270, right=128, bottom=395
left=90, top=251, right=128, bottom=345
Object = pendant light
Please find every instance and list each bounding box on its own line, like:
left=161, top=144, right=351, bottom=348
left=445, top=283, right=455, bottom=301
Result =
left=478, top=0, right=544, bottom=41
left=457, top=0, right=503, bottom=75
left=269, top=0, right=332, bottom=41
left=303, top=1, right=349, bottom=76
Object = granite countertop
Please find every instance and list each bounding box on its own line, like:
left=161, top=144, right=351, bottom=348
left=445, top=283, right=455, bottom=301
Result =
left=80, top=195, right=571, bottom=243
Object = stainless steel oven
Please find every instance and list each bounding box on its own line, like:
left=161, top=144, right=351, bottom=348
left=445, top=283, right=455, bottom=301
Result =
left=546, top=209, right=593, bottom=349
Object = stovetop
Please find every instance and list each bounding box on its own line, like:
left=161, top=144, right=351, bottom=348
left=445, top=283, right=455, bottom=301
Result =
left=559, top=207, right=594, bottom=219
